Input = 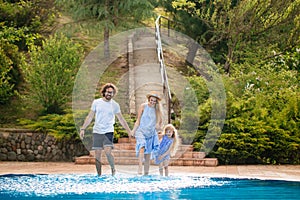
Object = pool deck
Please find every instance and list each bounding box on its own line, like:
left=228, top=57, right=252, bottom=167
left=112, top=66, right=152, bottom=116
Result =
left=0, top=162, right=299, bottom=182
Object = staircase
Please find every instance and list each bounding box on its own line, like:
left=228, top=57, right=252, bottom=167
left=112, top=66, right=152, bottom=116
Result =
left=75, top=26, right=219, bottom=167
left=127, top=28, right=169, bottom=123
left=75, top=138, right=218, bottom=166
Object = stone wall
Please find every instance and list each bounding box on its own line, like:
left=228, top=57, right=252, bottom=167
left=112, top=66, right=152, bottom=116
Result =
left=0, top=129, right=89, bottom=162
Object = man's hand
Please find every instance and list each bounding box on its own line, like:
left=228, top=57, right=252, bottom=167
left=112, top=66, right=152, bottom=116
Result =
left=80, top=130, right=85, bottom=140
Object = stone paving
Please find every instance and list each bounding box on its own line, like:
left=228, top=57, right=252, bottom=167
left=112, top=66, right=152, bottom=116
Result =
left=0, top=162, right=299, bottom=182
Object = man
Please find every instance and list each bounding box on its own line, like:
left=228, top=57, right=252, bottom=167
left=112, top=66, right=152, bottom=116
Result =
left=80, top=83, right=131, bottom=176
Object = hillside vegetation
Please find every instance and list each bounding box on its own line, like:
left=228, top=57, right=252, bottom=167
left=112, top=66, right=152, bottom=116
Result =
left=0, top=0, right=299, bottom=164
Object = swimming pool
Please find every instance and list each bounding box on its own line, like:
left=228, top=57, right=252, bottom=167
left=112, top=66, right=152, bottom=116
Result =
left=0, top=174, right=299, bottom=199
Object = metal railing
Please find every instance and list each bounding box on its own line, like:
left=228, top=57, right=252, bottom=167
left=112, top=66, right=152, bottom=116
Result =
left=155, top=15, right=172, bottom=123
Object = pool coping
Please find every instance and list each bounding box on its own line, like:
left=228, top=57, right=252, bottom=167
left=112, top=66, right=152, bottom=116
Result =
left=0, top=162, right=299, bottom=182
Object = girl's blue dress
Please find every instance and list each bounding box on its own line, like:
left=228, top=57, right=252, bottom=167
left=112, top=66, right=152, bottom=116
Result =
left=155, top=135, right=173, bottom=164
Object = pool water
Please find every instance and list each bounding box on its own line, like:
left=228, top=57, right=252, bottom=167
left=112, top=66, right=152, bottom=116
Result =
left=0, top=174, right=299, bottom=199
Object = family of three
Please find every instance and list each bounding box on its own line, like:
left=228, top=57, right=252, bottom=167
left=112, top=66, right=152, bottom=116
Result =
left=80, top=83, right=180, bottom=176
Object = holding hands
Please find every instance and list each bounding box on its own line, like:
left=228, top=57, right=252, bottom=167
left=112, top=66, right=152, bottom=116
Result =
left=79, top=129, right=85, bottom=140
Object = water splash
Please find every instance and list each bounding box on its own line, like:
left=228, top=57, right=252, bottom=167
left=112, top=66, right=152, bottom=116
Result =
left=0, top=174, right=224, bottom=197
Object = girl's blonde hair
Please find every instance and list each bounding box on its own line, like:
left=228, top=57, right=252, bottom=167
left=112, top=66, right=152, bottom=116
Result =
left=162, top=124, right=180, bottom=157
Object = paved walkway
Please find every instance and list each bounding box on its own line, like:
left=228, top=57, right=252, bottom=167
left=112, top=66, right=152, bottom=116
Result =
left=0, top=162, right=299, bottom=182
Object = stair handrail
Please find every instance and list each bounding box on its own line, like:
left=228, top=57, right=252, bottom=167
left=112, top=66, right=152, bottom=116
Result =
left=155, top=15, right=172, bottom=123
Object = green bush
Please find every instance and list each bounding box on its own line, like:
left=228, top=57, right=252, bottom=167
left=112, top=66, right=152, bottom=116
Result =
left=18, top=111, right=80, bottom=140
left=23, top=33, right=83, bottom=114
left=0, top=39, right=24, bottom=104
left=114, top=114, right=135, bottom=142
left=0, top=0, right=57, bottom=35
left=191, top=60, right=299, bottom=164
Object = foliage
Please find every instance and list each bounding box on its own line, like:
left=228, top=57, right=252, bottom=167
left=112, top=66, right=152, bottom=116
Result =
left=0, top=64, right=14, bottom=104
left=0, top=0, right=57, bottom=35
left=56, top=0, right=155, bottom=25
left=18, top=110, right=81, bottom=140
left=18, top=110, right=134, bottom=144
left=55, top=0, right=156, bottom=57
left=165, top=0, right=300, bottom=74
left=191, top=57, right=299, bottom=164
left=0, top=0, right=57, bottom=105
left=270, top=45, right=300, bottom=72
left=22, top=33, right=84, bottom=114
left=1, top=0, right=299, bottom=165
left=0, top=25, right=29, bottom=104
left=114, top=114, right=135, bottom=142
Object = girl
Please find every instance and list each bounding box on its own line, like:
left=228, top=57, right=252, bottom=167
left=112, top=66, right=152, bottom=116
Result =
left=155, top=124, right=180, bottom=176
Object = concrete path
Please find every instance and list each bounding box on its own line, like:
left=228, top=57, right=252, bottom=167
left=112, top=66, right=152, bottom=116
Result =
left=0, top=162, right=299, bottom=182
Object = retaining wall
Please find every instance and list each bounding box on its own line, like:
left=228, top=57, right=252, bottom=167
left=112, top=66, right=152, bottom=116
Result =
left=0, top=129, right=89, bottom=162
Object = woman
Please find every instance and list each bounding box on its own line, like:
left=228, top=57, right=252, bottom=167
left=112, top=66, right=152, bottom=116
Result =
left=132, top=91, right=163, bottom=175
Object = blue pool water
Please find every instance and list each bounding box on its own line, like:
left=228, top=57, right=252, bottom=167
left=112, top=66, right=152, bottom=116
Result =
left=0, top=174, right=299, bottom=199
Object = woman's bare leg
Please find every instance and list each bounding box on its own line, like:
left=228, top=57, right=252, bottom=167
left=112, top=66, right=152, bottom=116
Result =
left=138, top=147, right=144, bottom=175
left=144, top=154, right=151, bottom=175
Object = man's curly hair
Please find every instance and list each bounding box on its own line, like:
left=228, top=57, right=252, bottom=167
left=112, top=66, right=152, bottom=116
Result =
left=100, top=83, right=118, bottom=97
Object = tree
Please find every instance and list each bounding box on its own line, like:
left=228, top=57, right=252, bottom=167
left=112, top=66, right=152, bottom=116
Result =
left=55, top=0, right=155, bottom=58
left=168, top=0, right=300, bottom=74
left=0, top=0, right=58, bottom=36
left=23, top=34, right=83, bottom=114
left=0, top=25, right=29, bottom=104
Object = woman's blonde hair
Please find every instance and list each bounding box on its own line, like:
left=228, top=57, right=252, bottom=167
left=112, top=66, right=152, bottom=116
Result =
left=162, top=124, right=180, bottom=157
left=147, top=94, right=163, bottom=129
left=155, top=100, right=163, bottom=128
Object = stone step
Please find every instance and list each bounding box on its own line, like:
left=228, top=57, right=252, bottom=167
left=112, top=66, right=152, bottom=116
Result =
left=133, top=36, right=156, bottom=49
left=75, top=138, right=218, bottom=167
left=114, top=142, right=194, bottom=152
left=133, top=49, right=158, bottom=66
left=86, top=149, right=205, bottom=159
left=117, top=138, right=195, bottom=152
left=75, top=155, right=218, bottom=166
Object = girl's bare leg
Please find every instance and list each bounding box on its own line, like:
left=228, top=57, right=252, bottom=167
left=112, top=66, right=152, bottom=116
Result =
left=164, top=166, right=169, bottom=176
left=164, top=160, right=170, bottom=176
left=144, top=154, right=151, bottom=175
left=159, top=163, right=164, bottom=176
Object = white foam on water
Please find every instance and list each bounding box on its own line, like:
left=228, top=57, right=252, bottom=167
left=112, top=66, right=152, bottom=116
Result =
left=0, top=174, right=226, bottom=197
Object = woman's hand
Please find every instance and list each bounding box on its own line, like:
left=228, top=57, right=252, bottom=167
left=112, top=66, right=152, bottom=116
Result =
left=130, top=130, right=135, bottom=137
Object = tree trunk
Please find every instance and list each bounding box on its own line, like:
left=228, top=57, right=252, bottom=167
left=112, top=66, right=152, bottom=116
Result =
left=186, top=40, right=199, bottom=66
left=104, top=0, right=110, bottom=59
left=104, top=25, right=110, bottom=59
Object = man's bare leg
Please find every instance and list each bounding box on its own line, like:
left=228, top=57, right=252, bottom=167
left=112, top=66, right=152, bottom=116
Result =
left=95, top=149, right=102, bottom=176
left=104, top=146, right=115, bottom=176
